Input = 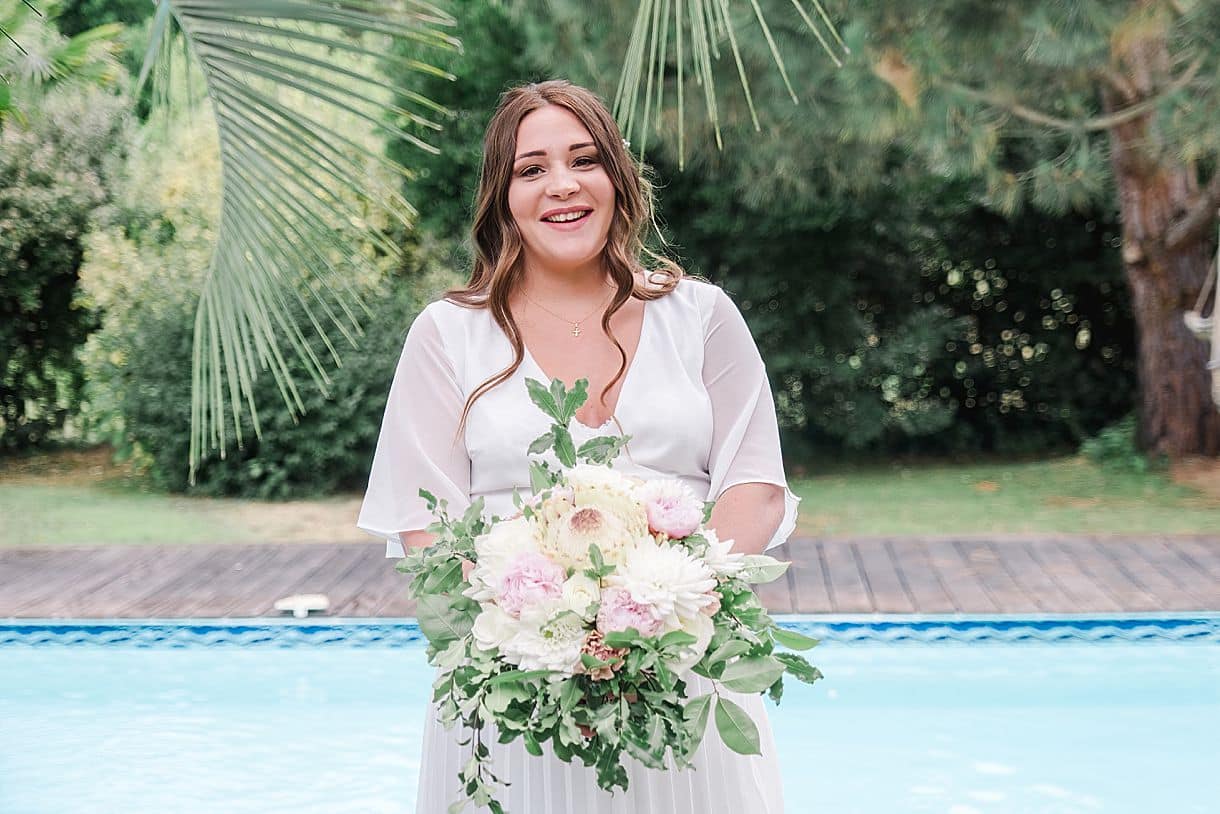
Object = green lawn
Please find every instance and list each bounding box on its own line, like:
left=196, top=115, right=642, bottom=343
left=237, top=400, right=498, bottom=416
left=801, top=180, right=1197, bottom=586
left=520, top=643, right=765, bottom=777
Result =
left=791, top=456, right=1220, bottom=536
left=1, top=450, right=1216, bottom=546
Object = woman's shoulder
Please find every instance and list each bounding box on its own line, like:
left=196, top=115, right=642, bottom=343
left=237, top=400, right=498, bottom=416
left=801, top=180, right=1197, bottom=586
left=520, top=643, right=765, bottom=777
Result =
left=649, top=273, right=734, bottom=330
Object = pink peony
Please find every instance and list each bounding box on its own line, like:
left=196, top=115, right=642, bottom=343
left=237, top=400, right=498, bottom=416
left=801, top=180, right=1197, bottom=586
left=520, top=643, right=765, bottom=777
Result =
left=637, top=481, right=704, bottom=539
left=497, top=552, right=565, bottom=618
left=596, top=587, right=663, bottom=637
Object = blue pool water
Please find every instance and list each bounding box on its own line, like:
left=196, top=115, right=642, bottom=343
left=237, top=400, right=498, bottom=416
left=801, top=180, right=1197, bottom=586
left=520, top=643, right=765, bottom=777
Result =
left=1, top=615, right=1217, bottom=814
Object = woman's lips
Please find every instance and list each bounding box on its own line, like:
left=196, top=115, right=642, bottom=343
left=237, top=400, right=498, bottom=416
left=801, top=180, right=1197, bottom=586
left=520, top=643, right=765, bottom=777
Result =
left=541, top=210, right=593, bottom=231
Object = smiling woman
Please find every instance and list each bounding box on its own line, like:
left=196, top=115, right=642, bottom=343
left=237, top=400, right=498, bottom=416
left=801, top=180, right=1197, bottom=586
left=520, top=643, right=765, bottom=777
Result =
left=356, top=79, right=801, bottom=814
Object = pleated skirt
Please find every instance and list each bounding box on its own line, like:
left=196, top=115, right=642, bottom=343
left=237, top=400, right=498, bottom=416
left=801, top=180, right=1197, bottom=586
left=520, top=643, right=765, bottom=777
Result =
left=413, top=672, right=785, bottom=814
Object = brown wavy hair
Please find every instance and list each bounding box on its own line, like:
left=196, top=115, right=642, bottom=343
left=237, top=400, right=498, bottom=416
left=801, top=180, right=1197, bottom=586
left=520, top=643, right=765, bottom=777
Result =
left=443, top=79, right=688, bottom=442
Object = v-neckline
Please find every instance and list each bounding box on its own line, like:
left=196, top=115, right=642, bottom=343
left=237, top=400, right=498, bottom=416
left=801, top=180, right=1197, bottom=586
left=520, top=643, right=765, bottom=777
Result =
left=519, top=297, right=650, bottom=433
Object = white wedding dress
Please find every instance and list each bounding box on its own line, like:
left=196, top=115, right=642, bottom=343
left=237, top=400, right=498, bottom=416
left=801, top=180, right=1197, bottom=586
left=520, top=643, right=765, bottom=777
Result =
left=358, top=275, right=800, bottom=813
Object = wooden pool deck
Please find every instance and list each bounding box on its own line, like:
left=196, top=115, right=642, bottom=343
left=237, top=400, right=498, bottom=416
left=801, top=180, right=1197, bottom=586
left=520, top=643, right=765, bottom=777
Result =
left=1, top=534, right=1217, bottom=619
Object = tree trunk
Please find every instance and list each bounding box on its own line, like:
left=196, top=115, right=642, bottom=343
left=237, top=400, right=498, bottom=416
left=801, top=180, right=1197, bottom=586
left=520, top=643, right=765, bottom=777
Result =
left=1102, top=18, right=1220, bottom=459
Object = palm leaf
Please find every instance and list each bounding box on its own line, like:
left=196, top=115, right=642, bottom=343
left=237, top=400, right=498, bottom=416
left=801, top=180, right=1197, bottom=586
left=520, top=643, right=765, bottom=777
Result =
left=613, top=0, right=848, bottom=168
left=135, top=0, right=460, bottom=482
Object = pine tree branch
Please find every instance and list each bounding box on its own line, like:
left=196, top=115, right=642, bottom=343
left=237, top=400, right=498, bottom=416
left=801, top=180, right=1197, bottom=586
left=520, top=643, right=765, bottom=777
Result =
left=939, top=55, right=1204, bottom=135
left=1166, top=170, right=1220, bottom=252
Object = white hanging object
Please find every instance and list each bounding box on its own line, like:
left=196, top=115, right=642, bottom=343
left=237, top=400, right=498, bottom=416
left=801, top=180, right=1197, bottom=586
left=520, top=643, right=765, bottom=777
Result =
left=274, top=593, right=330, bottom=618
left=1182, top=229, right=1218, bottom=409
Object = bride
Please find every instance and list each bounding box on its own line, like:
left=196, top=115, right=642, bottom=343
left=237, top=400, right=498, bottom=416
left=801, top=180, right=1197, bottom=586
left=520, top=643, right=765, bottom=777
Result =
left=359, top=79, right=801, bottom=813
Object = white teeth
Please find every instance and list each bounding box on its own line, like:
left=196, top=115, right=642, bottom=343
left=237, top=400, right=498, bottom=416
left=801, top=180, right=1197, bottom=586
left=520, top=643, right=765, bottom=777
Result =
left=543, top=210, right=590, bottom=223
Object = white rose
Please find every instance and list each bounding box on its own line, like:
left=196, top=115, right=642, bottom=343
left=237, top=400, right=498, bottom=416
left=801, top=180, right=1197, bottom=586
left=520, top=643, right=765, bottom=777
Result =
left=464, top=516, right=539, bottom=603
left=561, top=573, right=602, bottom=621
left=666, top=611, right=715, bottom=676
left=470, top=603, right=522, bottom=654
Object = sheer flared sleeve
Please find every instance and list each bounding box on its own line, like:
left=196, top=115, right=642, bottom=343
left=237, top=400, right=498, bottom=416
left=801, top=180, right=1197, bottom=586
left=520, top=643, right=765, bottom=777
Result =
left=702, top=285, right=801, bottom=552
left=357, top=304, right=471, bottom=558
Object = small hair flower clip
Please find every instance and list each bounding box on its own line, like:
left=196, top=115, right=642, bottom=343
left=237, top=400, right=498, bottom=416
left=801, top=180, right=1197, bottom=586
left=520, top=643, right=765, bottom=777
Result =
left=622, top=138, right=631, bottom=149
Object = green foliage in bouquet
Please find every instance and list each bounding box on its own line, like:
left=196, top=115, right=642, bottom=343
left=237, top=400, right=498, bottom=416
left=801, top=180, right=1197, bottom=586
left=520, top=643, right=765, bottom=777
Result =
left=397, top=377, right=822, bottom=814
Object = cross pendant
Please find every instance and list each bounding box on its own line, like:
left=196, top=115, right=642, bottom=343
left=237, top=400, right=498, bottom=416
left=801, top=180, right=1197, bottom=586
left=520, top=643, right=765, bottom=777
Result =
left=571, top=324, right=582, bottom=337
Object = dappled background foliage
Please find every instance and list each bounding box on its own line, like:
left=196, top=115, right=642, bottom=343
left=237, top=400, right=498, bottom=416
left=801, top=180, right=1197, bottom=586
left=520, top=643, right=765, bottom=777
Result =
left=5, top=0, right=1198, bottom=497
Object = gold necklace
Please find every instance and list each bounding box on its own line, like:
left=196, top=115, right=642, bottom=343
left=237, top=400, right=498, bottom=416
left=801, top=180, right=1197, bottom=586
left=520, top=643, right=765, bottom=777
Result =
left=521, top=282, right=615, bottom=338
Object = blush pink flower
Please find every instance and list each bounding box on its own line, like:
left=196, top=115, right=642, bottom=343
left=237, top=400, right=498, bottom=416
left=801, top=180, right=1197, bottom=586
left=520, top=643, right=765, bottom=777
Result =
left=497, top=552, right=566, bottom=618
left=635, top=480, right=704, bottom=539
left=596, top=586, right=663, bottom=637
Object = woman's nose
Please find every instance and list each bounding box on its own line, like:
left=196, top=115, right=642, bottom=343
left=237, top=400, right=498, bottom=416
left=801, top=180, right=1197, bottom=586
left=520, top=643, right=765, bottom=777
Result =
left=546, top=168, right=580, bottom=198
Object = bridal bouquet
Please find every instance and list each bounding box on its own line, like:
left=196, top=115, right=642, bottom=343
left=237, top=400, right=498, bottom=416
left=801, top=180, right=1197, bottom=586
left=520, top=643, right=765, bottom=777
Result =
left=398, top=377, right=822, bottom=814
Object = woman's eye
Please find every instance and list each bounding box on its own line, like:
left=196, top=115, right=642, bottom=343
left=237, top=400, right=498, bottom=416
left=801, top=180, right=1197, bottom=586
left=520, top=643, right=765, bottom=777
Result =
left=574, top=156, right=597, bottom=167
left=519, top=165, right=542, bottom=178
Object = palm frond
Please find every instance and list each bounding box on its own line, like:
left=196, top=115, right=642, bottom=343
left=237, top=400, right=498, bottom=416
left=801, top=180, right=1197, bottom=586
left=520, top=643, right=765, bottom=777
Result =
left=136, top=0, right=460, bottom=482
left=613, top=0, right=847, bottom=168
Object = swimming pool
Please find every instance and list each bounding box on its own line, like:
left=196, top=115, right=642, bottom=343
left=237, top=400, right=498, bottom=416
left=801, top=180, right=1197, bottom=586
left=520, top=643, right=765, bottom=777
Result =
left=1, top=615, right=1216, bottom=814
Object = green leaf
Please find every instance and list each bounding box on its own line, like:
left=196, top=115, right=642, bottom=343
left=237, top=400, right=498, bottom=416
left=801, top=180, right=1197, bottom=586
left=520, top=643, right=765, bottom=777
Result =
left=602, top=629, right=642, bottom=648
left=683, top=694, right=713, bottom=738
left=714, top=697, right=761, bottom=756
left=561, top=379, right=589, bottom=422
left=719, top=655, right=787, bottom=693
left=529, top=460, right=557, bottom=494
left=657, top=629, right=698, bottom=650
left=486, top=669, right=554, bottom=686
left=772, top=627, right=820, bottom=651
left=549, top=377, right=568, bottom=416
left=737, top=555, right=790, bottom=584
left=420, top=557, right=464, bottom=594
left=418, top=488, right=438, bottom=509
left=528, top=430, right=555, bottom=455
left=416, top=594, right=477, bottom=648
left=706, top=639, right=752, bottom=665
left=553, top=425, right=577, bottom=467
left=774, top=651, right=824, bottom=685
left=526, top=377, right=562, bottom=419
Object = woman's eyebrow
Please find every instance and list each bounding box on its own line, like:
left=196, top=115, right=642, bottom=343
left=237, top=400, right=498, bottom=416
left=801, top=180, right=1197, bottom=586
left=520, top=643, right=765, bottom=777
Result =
left=514, top=142, right=596, bottom=161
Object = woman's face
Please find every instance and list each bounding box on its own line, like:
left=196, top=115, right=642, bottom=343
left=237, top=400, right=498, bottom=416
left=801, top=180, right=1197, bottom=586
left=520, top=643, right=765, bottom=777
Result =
left=507, top=104, right=616, bottom=277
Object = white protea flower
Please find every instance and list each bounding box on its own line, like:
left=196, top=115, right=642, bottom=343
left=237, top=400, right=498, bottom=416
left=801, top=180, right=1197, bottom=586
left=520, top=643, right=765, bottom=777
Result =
left=464, top=516, right=540, bottom=603
left=700, top=528, right=745, bottom=578
left=607, top=537, right=717, bottom=626
left=502, top=605, right=587, bottom=674
left=550, top=465, right=649, bottom=556
left=539, top=503, right=636, bottom=570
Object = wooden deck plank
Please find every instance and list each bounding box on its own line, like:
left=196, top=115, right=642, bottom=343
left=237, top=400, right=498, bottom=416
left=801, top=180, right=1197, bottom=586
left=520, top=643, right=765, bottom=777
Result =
left=955, top=540, right=1040, bottom=613
left=886, top=540, right=957, bottom=613
left=3, top=535, right=1218, bottom=619
left=921, top=539, right=1000, bottom=613
left=819, top=541, right=872, bottom=613
left=1022, top=538, right=1124, bottom=613
left=1125, top=539, right=1219, bottom=608
left=851, top=541, right=916, bottom=613
left=988, top=540, right=1079, bottom=613
left=786, top=540, right=833, bottom=613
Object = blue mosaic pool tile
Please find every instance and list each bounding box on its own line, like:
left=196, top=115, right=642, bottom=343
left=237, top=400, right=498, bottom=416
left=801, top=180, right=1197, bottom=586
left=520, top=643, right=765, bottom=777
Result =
left=1, top=616, right=1216, bottom=648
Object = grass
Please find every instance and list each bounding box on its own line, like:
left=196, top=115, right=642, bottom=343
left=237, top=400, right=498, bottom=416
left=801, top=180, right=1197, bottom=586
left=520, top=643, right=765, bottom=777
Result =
left=791, top=455, right=1220, bottom=536
left=1, top=446, right=1217, bottom=546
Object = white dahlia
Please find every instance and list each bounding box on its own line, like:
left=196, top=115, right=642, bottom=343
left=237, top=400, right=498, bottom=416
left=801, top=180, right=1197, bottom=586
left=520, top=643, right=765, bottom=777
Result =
left=501, top=605, right=587, bottom=674
left=606, top=537, right=717, bottom=626
left=700, top=528, right=745, bottom=578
